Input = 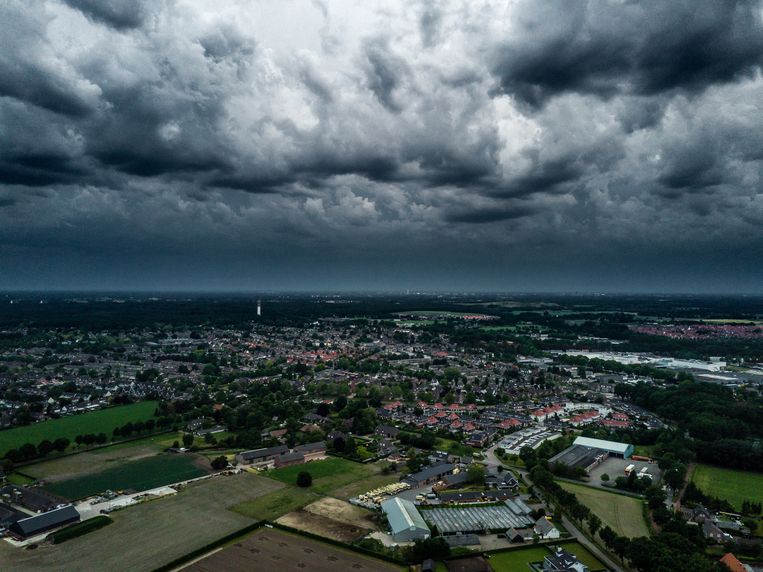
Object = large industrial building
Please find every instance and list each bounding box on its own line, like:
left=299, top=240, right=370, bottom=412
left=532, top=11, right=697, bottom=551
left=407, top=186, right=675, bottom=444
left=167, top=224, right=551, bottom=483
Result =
left=572, top=436, right=634, bottom=459
left=381, top=497, right=430, bottom=542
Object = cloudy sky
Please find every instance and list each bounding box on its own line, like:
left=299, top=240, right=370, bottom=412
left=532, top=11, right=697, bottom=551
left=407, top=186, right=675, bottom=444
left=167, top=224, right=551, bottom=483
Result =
left=1, top=0, right=762, bottom=293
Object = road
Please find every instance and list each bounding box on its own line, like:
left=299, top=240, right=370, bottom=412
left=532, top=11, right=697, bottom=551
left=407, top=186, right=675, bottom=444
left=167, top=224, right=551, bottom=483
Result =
left=485, top=444, right=624, bottom=572
left=561, top=514, right=624, bottom=572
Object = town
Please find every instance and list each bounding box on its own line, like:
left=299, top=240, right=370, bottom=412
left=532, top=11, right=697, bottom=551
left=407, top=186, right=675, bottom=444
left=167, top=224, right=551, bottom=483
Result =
left=0, top=293, right=761, bottom=572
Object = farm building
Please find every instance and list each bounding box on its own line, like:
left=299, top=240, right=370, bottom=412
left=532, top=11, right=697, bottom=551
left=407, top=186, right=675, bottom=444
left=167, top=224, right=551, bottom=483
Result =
left=235, top=445, right=289, bottom=466
left=403, top=463, right=455, bottom=487
left=292, top=441, right=327, bottom=461
left=8, top=505, right=80, bottom=539
left=381, top=497, right=430, bottom=542
left=572, top=436, right=634, bottom=459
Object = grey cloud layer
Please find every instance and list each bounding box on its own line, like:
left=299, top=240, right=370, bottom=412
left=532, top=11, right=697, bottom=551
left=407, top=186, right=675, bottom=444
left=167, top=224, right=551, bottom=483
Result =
left=0, top=0, right=761, bottom=291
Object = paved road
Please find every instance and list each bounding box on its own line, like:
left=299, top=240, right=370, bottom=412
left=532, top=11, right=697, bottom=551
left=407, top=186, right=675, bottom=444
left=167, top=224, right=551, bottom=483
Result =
left=561, top=515, right=624, bottom=572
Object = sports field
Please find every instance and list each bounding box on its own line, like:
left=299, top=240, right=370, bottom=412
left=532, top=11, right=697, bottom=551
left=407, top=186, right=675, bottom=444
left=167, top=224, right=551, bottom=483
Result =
left=44, top=454, right=207, bottom=499
left=692, top=464, right=763, bottom=510
left=559, top=481, right=649, bottom=538
left=0, top=472, right=282, bottom=572
left=0, top=401, right=158, bottom=457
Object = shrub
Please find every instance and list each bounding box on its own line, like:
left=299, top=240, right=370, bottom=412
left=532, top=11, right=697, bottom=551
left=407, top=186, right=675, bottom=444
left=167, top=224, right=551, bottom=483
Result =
left=296, top=471, right=312, bottom=487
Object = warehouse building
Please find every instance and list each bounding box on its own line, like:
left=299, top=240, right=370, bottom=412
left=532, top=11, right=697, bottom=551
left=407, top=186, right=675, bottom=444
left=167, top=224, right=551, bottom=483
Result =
left=572, top=436, right=633, bottom=459
left=381, top=497, right=430, bottom=542
left=549, top=445, right=609, bottom=473
left=8, top=505, right=80, bottom=539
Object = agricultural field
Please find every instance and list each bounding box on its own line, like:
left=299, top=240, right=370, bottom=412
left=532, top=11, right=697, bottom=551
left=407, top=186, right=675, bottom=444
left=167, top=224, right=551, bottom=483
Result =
left=0, top=401, right=158, bottom=457
left=559, top=481, right=649, bottom=538
left=183, top=527, right=403, bottom=572
left=276, top=497, right=380, bottom=542
left=692, top=464, right=763, bottom=510
left=232, top=486, right=320, bottom=521
left=0, top=472, right=282, bottom=572
left=263, top=457, right=392, bottom=496
left=23, top=438, right=166, bottom=483
left=44, top=454, right=208, bottom=499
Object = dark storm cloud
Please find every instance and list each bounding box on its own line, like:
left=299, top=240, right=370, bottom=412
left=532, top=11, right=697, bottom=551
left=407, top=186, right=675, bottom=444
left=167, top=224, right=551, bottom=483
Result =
left=492, top=0, right=763, bottom=107
left=445, top=205, right=536, bottom=224
left=63, top=0, right=149, bottom=30
left=0, top=0, right=761, bottom=292
left=362, top=39, right=408, bottom=112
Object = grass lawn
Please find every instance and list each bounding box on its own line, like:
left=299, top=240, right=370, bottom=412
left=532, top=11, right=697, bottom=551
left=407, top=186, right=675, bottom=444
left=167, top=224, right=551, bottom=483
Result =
left=487, top=546, right=551, bottom=571
left=0, top=401, right=158, bottom=458
left=44, top=454, right=207, bottom=499
left=559, top=481, right=649, bottom=538
left=6, top=472, right=35, bottom=485
left=558, top=541, right=606, bottom=571
left=0, top=472, right=281, bottom=572
left=692, top=464, right=763, bottom=511
left=263, top=457, right=389, bottom=496
left=232, top=486, right=320, bottom=521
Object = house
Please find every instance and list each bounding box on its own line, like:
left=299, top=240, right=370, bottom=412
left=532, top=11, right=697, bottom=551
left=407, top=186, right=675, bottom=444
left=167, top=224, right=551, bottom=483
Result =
left=703, top=520, right=733, bottom=544
left=534, top=516, right=560, bottom=540
left=719, top=552, right=752, bottom=572
left=274, top=452, right=305, bottom=468
left=543, top=546, right=589, bottom=572
left=8, top=505, right=80, bottom=539
left=293, top=441, right=327, bottom=461
left=375, top=424, right=400, bottom=439
left=235, top=445, right=289, bottom=466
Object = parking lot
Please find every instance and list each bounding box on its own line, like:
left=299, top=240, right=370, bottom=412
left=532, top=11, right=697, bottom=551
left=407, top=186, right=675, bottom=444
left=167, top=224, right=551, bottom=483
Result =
left=587, top=457, right=662, bottom=489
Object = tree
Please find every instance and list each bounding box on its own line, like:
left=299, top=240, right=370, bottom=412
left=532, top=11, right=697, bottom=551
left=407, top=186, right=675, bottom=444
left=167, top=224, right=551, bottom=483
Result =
left=468, top=463, right=486, bottom=484
left=332, top=436, right=346, bottom=452
left=588, top=513, right=602, bottom=537
left=19, top=443, right=37, bottom=460
left=296, top=471, right=312, bottom=487
left=37, top=440, right=53, bottom=457
left=211, top=456, right=228, bottom=470
left=53, top=438, right=69, bottom=452
left=407, top=537, right=450, bottom=562
left=182, top=433, right=194, bottom=448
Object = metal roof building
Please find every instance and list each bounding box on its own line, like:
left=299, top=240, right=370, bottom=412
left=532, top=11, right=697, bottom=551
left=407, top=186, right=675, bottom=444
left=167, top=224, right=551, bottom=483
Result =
left=9, top=505, right=80, bottom=539
left=381, top=497, right=430, bottom=542
left=573, top=436, right=634, bottom=459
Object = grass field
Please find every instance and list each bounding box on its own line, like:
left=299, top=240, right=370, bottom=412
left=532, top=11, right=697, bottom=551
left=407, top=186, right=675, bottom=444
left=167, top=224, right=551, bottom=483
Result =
left=0, top=472, right=282, bottom=572
left=44, top=454, right=207, bottom=499
left=24, top=438, right=166, bottom=482
left=692, top=464, right=763, bottom=510
left=232, top=486, right=321, bottom=521
left=0, top=401, right=158, bottom=458
left=559, top=481, right=649, bottom=538
left=263, top=457, right=392, bottom=496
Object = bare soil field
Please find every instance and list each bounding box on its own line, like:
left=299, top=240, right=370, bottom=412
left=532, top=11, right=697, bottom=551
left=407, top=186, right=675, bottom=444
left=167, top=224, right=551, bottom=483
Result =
left=183, top=527, right=402, bottom=572
left=0, top=472, right=282, bottom=572
left=276, top=497, right=379, bottom=542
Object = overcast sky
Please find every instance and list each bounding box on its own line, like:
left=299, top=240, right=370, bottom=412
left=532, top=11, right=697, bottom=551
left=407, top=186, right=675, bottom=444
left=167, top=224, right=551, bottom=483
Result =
left=1, top=0, right=762, bottom=293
